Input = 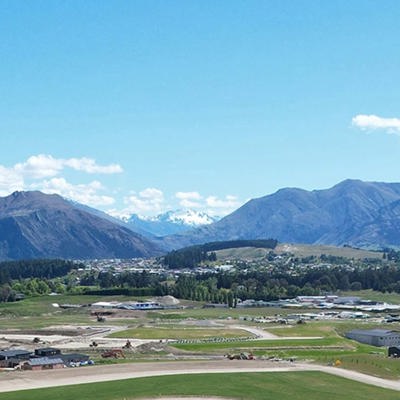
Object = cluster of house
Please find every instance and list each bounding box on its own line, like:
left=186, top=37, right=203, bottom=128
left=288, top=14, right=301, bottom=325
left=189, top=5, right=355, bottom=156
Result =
left=91, top=300, right=163, bottom=310
left=90, top=296, right=181, bottom=311
left=0, top=347, right=91, bottom=371
left=205, top=295, right=400, bottom=312
left=291, top=296, right=400, bottom=311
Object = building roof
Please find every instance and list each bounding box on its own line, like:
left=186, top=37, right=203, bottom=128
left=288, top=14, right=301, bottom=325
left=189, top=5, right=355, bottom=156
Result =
left=0, top=349, right=31, bottom=358
left=28, top=357, right=64, bottom=366
left=56, top=353, right=89, bottom=361
left=35, top=347, right=60, bottom=353
left=348, top=329, right=400, bottom=337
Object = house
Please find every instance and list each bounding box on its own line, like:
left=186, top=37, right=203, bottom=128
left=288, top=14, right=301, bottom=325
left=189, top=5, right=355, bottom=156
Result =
left=0, top=349, right=31, bottom=368
left=22, top=357, right=65, bottom=371
left=58, top=353, right=90, bottom=365
left=346, top=329, right=400, bottom=347
left=34, top=347, right=61, bottom=357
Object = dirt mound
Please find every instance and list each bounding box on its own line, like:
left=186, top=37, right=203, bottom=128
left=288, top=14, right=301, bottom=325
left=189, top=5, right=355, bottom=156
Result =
left=152, top=295, right=180, bottom=306
left=135, top=341, right=172, bottom=353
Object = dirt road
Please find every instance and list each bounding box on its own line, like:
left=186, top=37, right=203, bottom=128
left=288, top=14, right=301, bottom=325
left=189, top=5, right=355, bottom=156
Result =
left=1, top=360, right=400, bottom=394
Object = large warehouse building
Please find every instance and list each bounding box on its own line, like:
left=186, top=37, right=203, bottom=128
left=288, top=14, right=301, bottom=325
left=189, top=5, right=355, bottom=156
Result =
left=346, top=329, right=400, bottom=347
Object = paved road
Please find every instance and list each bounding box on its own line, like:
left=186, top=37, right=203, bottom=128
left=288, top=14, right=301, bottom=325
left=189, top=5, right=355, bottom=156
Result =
left=1, top=360, right=400, bottom=394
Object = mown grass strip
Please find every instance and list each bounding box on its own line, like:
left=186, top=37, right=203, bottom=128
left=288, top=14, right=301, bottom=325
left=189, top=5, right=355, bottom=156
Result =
left=108, top=327, right=250, bottom=340
left=0, top=371, right=399, bottom=400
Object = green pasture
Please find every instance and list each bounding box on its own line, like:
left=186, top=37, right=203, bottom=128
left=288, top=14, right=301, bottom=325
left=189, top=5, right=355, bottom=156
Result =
left=0, top=294, right=148, bottom=329
left=338, top=353, right=400, bottom=379
left=215, top=243, right=383, bottom=260
left=172, top=337, right=352, bottom=352
left=170, top=336, right=400, bottom=379
left=275, top=243, right=383, bottom=259
left=148, top=306, right=312, bottom=320
left=267, top=320, right=398, bottom=338
left=0, top=371, right=399, bottom=400
left=108, top=326, right=250, bottom=340
left=342, top=289, right=400, bottom=304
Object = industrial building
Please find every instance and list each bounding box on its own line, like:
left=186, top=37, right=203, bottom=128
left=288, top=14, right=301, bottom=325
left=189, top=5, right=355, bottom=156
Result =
left=346, top=329, right=400, bottom=347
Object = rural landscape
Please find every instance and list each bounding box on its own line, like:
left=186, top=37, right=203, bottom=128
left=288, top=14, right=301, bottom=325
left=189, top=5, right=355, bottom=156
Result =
left=3, top=233, right=400, bottom=399
left=2, top=1, right=400, bottom=399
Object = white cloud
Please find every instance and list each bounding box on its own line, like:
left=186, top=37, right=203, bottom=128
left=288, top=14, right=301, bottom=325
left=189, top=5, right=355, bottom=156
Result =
left=33, top=177, right=115, bottom=207
left=117, top=188, right=166, bottom=217
left=176, top=191, right=202, bottom=200
left=352, top=114, right=400, bottom=134
left=0, top=154, right=121, bottom=207
left=0, top=166, right=24, bottom=196
left=0, top=154, right=244, bottom=220
left=64, top=157, right=123, bottom=174
left=205, top=195, right=241, bottom=216
left=175, top=191, right=203, bottom=208
left=14, top=154, right=64, bottom=179
left=14, top=154, right=123, bottom=179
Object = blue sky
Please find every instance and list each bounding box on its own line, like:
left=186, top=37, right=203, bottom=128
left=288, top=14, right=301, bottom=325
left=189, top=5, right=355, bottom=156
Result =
left=1, top=0, right=400, bottom=218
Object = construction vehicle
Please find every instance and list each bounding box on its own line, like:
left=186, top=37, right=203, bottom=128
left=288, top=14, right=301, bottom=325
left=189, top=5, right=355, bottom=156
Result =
left=95, top=312, right=106, bottom=322
left=122, top=340, right=132, bottom=349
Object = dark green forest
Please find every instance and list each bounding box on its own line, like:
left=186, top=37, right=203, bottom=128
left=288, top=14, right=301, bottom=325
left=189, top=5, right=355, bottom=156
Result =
left=162, top=239, right=278, bottom=269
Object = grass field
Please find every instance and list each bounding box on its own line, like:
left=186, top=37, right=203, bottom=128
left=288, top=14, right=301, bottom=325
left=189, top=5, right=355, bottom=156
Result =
left=342, top=289, right=400, bottom=304
left=1, top=371, right=399, bottom=400
left=0, top=294, right=147, bottom=329
left=172, top=337, right=353, bottom=352
left=267, top=320, right=398, bottom=338
left=216, top=243, right=383, bottom=260
left=108, top=326, right=250, bottom=340
left=275, top=243, right=383, bottom=259
left=170, top=336, right=400, bottom=379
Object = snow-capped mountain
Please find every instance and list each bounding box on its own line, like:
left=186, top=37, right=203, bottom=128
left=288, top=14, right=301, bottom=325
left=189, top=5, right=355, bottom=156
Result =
left=125, top=210, right=219, bottom=237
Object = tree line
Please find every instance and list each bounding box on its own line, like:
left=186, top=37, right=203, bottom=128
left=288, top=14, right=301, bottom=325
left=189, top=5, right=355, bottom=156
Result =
left=162, top=239, right=278, bottom=269
left=0, top=259, right=81, bottom=302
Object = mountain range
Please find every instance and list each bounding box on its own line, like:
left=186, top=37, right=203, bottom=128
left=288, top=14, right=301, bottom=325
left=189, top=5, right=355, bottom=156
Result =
left=160, top=179, right=400, bottom=250
left=0, top=191, right=161, bottom=260
left=2, top=179, right=400, bottom=260
left=124, top=210, right=218, bottom=237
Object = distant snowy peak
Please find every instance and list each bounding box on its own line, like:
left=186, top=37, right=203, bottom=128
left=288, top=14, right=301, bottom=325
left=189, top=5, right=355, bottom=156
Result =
left=124, top=210, right=219, bottom=237
left=158, top=209, right=218, bottom=226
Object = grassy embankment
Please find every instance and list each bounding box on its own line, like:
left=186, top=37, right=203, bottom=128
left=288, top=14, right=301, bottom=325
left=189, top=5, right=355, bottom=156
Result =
left=0, top=372, right=399, bottom=400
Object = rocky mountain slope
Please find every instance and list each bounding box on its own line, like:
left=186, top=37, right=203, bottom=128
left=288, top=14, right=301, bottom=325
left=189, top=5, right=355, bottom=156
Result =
left=161, top=180, right=400, bottom=250
left=0, top=191, right=162, bottom=260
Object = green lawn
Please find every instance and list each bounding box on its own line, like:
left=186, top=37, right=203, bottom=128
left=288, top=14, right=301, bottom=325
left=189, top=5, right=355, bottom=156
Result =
left=275, top=243, right=383, bottom=259
left=148, top=306, right=311, bottom=320
left=342, top=289, right=400, bottom=304
left=108, top=326, right=250, bottom=340
left=0, top=294, right=147, bottom=329
left=1, top=372, right=399, bottom=400
left=170, top=336, right=400, bottom=379
left=172, top=337, right=351, bottom=352
left=267, top=320, right=398, bottom=338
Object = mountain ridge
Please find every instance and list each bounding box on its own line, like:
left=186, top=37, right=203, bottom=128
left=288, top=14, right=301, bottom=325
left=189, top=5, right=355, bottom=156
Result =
left=0, top=191, right=162, bottom=260
left=124, top=209, right=218, bottom=237
left=160, top=179, right=400, bottom=250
